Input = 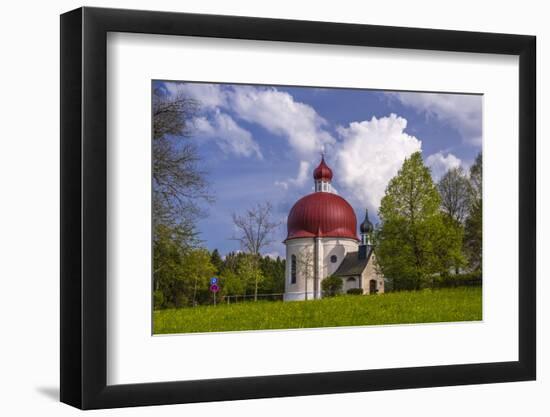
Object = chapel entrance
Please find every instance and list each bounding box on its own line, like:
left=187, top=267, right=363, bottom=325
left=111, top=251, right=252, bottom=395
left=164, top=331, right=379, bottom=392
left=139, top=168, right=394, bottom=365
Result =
left=369, top=279, right=377, bottom=294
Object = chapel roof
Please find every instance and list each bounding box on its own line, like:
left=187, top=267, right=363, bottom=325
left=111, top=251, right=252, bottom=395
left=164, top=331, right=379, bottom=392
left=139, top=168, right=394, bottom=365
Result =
left=333, top=248, right=373, bottom=277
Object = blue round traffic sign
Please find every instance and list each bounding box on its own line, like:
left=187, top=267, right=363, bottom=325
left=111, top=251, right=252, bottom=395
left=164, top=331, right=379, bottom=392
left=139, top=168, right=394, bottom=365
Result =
left=209, top=284, right=219, bottom=293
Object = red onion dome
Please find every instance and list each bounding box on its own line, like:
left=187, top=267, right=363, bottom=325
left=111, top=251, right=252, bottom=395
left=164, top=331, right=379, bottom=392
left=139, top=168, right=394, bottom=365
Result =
left=313, top=156, right=333, bottom=181
left=286, top=192, right=359, bottom=241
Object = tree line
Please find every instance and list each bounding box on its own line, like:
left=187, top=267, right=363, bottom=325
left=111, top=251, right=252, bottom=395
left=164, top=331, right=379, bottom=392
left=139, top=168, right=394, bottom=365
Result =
left=154, top=246, right=285, bottom=309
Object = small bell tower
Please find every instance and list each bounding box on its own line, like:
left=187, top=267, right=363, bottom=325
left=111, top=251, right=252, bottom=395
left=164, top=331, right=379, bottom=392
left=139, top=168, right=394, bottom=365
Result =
left=358, top=209, right=374, bottom=260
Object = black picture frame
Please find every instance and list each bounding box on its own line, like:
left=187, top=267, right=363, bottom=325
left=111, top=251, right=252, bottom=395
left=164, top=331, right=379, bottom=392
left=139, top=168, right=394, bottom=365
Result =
left=60, top=6, right=536, bottom=410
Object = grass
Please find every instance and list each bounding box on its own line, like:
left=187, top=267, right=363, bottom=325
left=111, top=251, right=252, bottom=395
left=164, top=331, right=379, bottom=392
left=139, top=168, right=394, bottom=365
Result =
left=153, top=287, right=482, bottom=334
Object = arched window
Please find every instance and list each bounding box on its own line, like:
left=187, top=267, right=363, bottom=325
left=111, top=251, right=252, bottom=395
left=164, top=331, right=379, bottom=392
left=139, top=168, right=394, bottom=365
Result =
left=330, top=255, right=338, bottom=263
left=291, top=255, right=297, bottom=284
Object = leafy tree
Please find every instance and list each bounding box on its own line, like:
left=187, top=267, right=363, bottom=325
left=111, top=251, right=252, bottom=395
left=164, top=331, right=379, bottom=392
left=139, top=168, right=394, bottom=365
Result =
left=219, top=269, right=246, bottom=301
left=153, top=231, right=217, bottom=309
left=236, top=254, right=265, bottom=301
left=153, top=224, right=188, bottom=309
left=433, top=215, right=466, bottom=277
left=377, top=152, right=463, bottom=290
left=464, top=153, right=483, bottom=271
left=179, top=248, right=217, bottom=306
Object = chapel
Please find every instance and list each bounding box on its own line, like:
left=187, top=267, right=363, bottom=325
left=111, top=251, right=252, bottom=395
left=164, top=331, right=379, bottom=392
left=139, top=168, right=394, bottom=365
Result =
left=284, top=156, right=385, bottom=300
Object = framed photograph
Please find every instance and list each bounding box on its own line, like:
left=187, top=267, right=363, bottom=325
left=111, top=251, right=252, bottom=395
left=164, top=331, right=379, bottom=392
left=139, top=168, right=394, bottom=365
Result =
left=60, top=6, right=536, bottom=409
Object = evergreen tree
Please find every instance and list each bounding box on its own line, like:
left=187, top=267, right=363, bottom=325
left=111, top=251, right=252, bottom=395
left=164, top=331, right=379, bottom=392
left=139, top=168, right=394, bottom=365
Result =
left=258, top=256, right=285, bottom=296
left=210, top=249, right=224, bottom=275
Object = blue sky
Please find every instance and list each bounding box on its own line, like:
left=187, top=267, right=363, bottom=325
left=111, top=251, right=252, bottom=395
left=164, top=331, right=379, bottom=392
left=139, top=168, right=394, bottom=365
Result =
left=154, top=80, right=482, bottom=258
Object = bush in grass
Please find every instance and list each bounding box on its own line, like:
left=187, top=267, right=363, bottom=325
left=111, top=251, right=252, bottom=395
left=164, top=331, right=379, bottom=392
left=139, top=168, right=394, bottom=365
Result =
left=322, top=276, right=343, bottom=297
left=346, top=288, right=363, bottom=295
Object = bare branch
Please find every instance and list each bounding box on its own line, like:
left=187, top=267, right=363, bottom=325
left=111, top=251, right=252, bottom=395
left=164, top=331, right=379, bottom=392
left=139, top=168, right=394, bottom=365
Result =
left=152, top=88, right=212, bottom=246
left=231, top=202, right=280, bottom=255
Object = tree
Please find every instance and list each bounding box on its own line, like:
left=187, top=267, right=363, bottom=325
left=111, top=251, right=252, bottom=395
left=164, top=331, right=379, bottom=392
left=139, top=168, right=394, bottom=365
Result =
left=220, top=269, right=246, bottom=301
left=321, top=276, right=343, bottom=297
left=152, top=87, right=212, bottom=249
left=236, top=254, right=264, bottom=301
left=153, top=224, right=187, bottom=309
left=377, top=152, right=463, bottom=290
left=153, top=231, right=217, bottom=308
left=464, top=201, right=482, bottom=271
left=296, top=247, right=315, bottom=300
left=231, top=202, right=280, bottom=255
left=469, top=152, right=482, bottom=201
left=258, top=255, right=286, bottom=297
left=438, top=166, right=471, bottom=224
left=152, top=87, right=215, bottom=308
left=231, top=202, right=280, bottom=300
left=433, top=215, right=466, bottom=277
left=210, top=249, right=224, bottom=275
left=464, top=153, right=483, bottom=271
left=180, top=249, right=217, bottom=306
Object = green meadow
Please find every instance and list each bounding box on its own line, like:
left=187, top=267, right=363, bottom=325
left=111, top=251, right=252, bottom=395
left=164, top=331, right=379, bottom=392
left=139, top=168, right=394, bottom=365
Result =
left=153, top=287, right=482, bottom=334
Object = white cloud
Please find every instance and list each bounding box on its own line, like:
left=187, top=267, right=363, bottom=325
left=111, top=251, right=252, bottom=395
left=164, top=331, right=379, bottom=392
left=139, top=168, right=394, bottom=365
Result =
left=228, top=86, right=335, bottom=157
left=275, top=160, right=311, bottom=190
left=194, top=110, right=262, bottom=159
left=425, top=151, right=462, bottom=181
left=164, top=82, right=335, bottom=159
left=335, top=114, right=422, bottom=213
left=163, top=82, right=227, bottom=109
left=389, top=92, right=482, bottom=145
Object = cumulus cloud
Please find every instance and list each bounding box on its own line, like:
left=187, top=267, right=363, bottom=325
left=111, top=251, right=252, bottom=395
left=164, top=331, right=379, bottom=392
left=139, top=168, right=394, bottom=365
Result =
left=335, top=114, right=422, bottom=213
left=164, top=82, right=334, bottom=159
left=228, top=86, right=335, bottom=157
left=425, top=151, right=462, bottom=181
left=389, top=92, right=482, bottom=145
left=194, top=110, right=262, bottom=159
left=275, top=160, right=311, bottom=190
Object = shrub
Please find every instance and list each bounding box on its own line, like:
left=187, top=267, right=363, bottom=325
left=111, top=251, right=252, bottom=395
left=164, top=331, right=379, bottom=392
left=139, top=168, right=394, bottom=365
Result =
left=346, top=288, right=363, bottom=295
left=322, top=276, right=343, bottom=297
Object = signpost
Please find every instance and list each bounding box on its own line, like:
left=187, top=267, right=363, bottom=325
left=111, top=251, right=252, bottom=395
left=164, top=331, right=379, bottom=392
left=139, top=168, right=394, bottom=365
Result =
left=209, top=277, right=219, bottom=305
